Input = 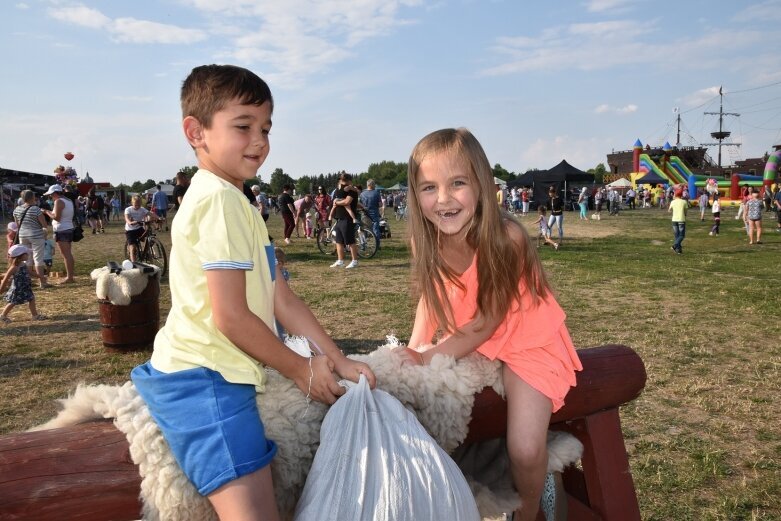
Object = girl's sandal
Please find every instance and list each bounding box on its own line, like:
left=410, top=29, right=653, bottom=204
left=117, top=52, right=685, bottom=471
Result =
left=0, top=316, right=11, bottom=323
left=31, top=315, right=48, bottom=321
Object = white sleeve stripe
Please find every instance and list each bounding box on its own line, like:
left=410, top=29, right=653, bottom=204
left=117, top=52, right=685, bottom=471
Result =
left=202, top=261, right=254, bottom=271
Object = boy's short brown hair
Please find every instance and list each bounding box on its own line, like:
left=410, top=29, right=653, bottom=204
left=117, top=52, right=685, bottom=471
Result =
left=181, top=64, right=274, bottom=128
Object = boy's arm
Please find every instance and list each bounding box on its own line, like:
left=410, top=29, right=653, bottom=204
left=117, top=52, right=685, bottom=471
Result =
left=205, top=269, right=346, bottom=404
left=274, top=265, right=376, bottom=388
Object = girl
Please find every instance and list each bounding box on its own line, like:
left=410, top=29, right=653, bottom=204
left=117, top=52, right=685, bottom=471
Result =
left=532, top=206, right=559, bottom=250
left=305, top=211, right=314, bottom=239
left=593, top=187, right=603, bottom=220
left=6, top=222, right=17, bottom=251
left=547, top=187, right=564, bottom=242
left=400, top=128, right=582, bottom=521
left=709, top=193, right=721, bottom=236
left=1, top=245, right=47, bottom=323
left=746, top=188, right=763, bottom=244
left=577, top=187, right=588, bottom=220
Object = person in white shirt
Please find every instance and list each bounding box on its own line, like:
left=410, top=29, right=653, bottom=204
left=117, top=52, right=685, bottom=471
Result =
left=699, top=191, right=709, bottom=221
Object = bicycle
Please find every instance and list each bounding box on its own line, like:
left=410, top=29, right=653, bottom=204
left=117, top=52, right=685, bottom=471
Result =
left=316, top=220, right=377, bottom=259
left=124, top=221, right=168, bottom=276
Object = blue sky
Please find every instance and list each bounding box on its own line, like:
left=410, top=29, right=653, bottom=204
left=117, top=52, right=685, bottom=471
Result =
left=2, top=0, right=781, bottom=186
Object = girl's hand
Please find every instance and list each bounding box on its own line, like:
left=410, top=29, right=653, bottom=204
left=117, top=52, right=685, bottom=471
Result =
left=332, top=356, right=377, bottom=388
left=395, top=346, right=426, bottom=367
left=294, top=355, right=344, bottom=405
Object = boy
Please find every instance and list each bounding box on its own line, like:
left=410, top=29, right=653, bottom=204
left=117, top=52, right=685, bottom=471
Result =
left=42, top=238, right=55, bottom=276
left=130, top=64, right=375, bottom=521
left=668, top=188, right=687, bottom=254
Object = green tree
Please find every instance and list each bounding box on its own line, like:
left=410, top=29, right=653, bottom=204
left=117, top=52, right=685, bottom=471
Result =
left=366, top=161, right=407, bottom=188
left=296, top=176, right=317, bottom=195
left=492, top=163, right=515, bottom=182
left=129, top=179, right=155, bottom=193
left=269, top=168, right=295, bottom=195
left=587, top=163, right=607, bottom=183
left=179, top=165, right=198, bottom=177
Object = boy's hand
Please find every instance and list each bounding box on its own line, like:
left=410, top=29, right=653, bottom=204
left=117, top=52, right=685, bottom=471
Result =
left=295, top=355, right=344, bottom=405
left=333, top=356, right=377, bottom=389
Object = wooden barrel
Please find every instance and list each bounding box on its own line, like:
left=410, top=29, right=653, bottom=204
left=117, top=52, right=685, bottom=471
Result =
left=98, top=275, right=160, bottom=351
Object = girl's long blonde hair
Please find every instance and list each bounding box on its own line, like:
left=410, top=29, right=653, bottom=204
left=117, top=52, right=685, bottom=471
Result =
left=407, top=128, right=550, bottom=334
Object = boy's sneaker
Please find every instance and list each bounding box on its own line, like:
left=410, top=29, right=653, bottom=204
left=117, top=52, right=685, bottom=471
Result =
left=330, top=260, right=344, bottom=268
left=345, top=260, right=358, bottom=269
left=540, top=471, right=567, bottom=521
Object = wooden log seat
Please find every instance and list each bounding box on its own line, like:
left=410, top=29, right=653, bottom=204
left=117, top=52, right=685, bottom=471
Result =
left=466, top=344, right=646, bottom=521
left=0, top=344, right=645, bottom=521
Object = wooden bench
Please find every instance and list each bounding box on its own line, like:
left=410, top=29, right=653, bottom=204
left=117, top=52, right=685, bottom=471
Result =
left=0, top=344, right=645, bottom=521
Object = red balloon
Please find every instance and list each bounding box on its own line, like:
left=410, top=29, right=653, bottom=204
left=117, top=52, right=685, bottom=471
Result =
left=64, top=152, right=74, bottom=161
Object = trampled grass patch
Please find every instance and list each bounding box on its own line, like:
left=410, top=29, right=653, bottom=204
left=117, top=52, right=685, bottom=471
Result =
left=1, top=205, right=779, bottom=519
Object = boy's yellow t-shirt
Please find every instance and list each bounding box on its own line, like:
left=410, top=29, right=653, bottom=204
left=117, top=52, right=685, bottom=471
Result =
left=669, top=198, right=687, bottom=222
left=150, top=169, right=276, bottom=391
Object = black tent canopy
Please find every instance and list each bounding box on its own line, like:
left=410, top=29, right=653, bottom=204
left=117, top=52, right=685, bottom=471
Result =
left=1, top=169, right=56, bottom=218
left=507, top=160, right=594, bottom=207
left=635, top=171, right=667, bottom=186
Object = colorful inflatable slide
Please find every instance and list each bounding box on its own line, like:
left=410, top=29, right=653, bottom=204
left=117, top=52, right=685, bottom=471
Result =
left=629, top=140, right=780, bottom=206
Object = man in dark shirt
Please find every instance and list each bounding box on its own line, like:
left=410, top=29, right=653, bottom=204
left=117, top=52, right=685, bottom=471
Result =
left=330, top=172, right=359, bottom=268
left=172, top=172, right=190, bottom=211
left=359, top=178, right=383, bottom=250
left=278, top=184, right=296, bottom=244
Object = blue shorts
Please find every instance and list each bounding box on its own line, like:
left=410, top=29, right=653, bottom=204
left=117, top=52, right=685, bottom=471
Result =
left=130, top=361, right=277, bottom=496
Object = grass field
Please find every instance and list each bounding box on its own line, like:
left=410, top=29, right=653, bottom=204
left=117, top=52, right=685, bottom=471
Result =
left=1, top=206, right=780, bottom=520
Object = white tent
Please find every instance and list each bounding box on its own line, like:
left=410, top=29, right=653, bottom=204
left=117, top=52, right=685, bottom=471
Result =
left=494, top=177, right=507, bottom=186
left=607, top=178, right=632, bottom=189
left=143, top=183, right=175, bottom=196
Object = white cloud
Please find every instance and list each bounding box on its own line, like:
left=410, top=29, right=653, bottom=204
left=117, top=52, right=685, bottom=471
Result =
left=47, top=5, right=206, bottom=45
left=678, top=86, right=720, bottom=108
left=595, top=103, right=637, bottom=114
left=47, top=4, right=111, bottom=29
left=111, top=18, right=206, bottom=44
left=16, top=3, right=30, bottom=9
left=111, top=95, right=153, bottom=102
left=481, top=19, right=767, bottom=76
left=189, top=0, right=421, bottom=87
left=732, top=0, right=781, bottom=23
left=46, top=1, right=420, bottom=87
left=520, top=136, right=611, bottom=171
left=583, top=0, right=637, bottom=13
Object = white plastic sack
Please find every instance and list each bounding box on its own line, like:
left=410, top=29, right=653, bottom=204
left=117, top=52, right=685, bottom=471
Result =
left=294, top=375, right=480, bottom=521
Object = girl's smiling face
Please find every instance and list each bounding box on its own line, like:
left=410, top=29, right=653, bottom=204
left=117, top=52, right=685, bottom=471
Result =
left=415, top=151, right=477, bottom=238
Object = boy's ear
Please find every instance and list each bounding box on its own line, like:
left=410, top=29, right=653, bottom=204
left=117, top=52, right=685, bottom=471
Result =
left=183, top=116, right=205, bottom=149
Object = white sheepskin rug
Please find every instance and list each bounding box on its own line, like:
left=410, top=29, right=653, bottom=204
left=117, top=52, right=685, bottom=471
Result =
left=33, top=337, right=582, bottom=521
left=90, top=266, right=159, bottom=306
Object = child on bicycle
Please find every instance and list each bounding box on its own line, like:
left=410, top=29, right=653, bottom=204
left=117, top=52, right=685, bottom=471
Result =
left=130, top=64, right=375, bottom=520
left=124, top=195, right=160, bottom=262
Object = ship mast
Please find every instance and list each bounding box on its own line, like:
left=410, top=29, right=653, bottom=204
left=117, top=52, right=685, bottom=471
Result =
left=701, top=86, right=740, bottom=168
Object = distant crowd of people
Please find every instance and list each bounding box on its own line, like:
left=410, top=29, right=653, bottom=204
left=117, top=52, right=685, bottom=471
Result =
left=246, top=173, right=406, bottom=269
